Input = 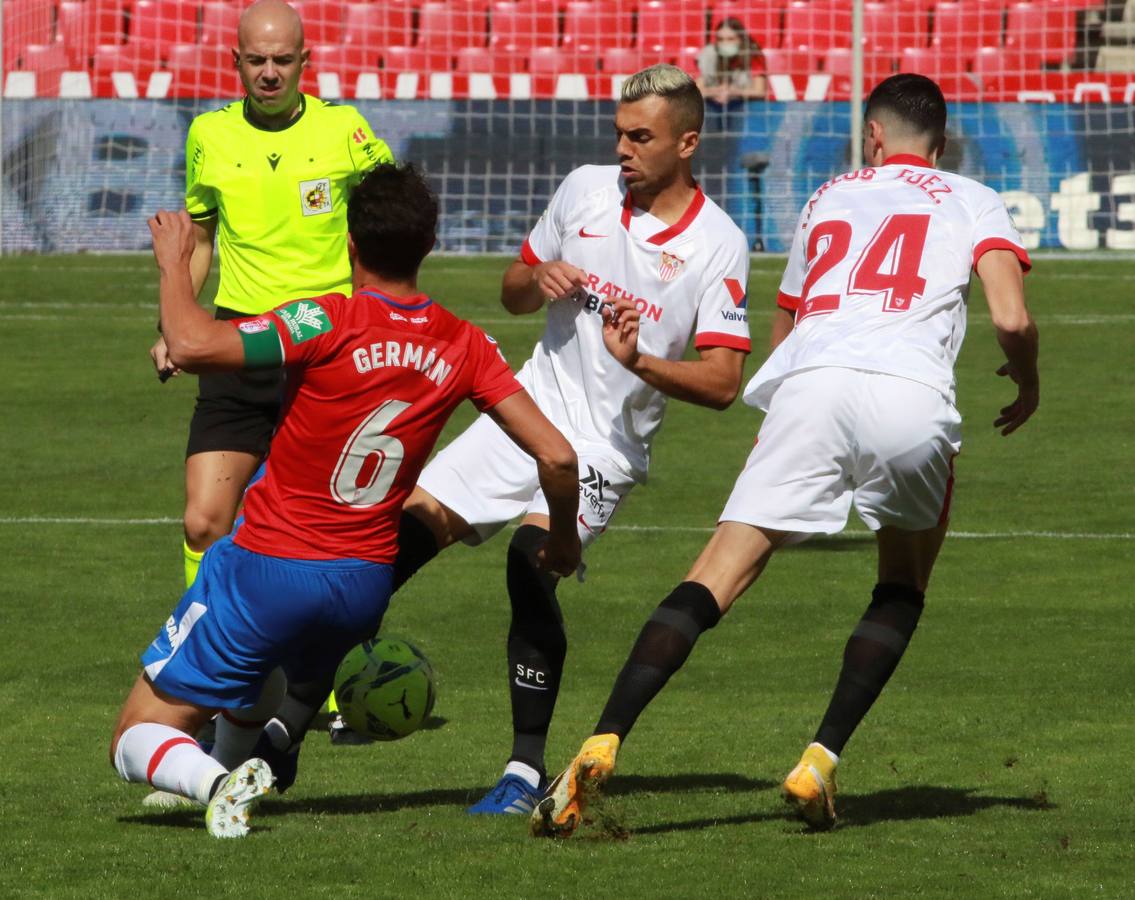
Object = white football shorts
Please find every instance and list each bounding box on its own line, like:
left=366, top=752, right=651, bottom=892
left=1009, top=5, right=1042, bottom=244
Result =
left=721, top=367, right=962, bottom=533
left=417, top=412, right=634, bottom=548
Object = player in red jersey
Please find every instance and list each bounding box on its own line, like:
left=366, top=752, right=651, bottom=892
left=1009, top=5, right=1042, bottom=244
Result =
left=109, top=164, right=586, bottom=838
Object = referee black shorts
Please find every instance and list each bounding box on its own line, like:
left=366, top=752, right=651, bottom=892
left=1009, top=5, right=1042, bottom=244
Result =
left=185, top=307, right=285, bottom=459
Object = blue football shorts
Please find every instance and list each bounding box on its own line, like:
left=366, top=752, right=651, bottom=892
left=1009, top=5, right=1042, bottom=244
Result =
left=141, top=535, right=394, bottom=708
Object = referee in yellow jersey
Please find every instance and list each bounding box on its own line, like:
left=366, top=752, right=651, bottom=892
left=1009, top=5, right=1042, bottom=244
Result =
left=150, top=0, right=393, bottom=589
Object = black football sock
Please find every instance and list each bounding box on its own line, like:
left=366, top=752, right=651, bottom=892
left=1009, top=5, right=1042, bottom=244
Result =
left=505, top=524, right=566, bottom=777
left=392, top=511, right=440, bottom=593
left=813, top=582, right=925, bottom=756
left=593, top=581, right=722, bottom=740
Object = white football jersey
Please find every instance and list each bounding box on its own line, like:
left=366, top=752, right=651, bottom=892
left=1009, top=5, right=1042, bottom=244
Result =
left=520, top=165, right=751, bottom=479
left=746, top=154, right=1030, bottom=410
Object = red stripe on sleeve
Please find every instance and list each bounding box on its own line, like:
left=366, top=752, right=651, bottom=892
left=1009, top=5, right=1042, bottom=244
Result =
left=146, top=736, right=198, bottom=785
left=776, top=290, right=801, bottom=312
left=972, top=238, right=1031, bottom=274
left=520, top=238, right=543, bottom=266
left=694, top=332, right=752, bottom=352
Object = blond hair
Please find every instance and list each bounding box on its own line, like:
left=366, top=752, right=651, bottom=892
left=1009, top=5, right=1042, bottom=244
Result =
left=619, top=64, right=704, bottom=135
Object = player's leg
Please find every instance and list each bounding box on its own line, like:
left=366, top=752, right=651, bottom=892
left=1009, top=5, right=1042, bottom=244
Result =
left=182, top=367, right=281, bottom=586
left=531, top=522, right=790, bottom=837
left=784, top=372, right=960, bottom=829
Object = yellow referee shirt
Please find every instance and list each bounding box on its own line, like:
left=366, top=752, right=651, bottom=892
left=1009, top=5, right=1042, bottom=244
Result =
left=185, top=94, right=393, bottom=314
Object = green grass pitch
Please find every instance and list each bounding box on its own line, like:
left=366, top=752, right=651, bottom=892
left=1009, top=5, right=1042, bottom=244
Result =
left=0, top=253, right=1132, bottom=898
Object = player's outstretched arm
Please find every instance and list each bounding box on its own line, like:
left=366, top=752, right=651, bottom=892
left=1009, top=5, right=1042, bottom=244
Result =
left=149, top=210, right=245, bottom=374
left=486, top=390, right=581, bottom=575
left=500, top=257, right=588, bottom=315
left=976, top=248, right=1039, bottom=436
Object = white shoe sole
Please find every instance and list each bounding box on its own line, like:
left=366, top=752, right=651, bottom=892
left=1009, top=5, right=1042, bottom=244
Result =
left=142, top=789, right=200, bottom=809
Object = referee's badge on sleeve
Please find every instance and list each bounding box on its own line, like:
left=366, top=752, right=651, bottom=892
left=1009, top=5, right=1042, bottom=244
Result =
left=300, top=177, right=333, bottom=216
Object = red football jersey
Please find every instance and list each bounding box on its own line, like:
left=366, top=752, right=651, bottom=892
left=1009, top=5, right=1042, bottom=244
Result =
left=229, top=288, right=522, bottom=563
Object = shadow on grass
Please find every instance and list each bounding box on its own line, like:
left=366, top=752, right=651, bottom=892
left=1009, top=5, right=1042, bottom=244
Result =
left=631, top=785, right=1056, bottom=836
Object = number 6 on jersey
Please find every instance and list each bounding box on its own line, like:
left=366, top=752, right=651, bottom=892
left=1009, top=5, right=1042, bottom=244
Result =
left=330, top=399, right=412, bottom=508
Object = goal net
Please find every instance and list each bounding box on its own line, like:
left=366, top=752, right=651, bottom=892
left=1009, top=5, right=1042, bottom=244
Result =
left=2, top=0, right=1134, bottom=254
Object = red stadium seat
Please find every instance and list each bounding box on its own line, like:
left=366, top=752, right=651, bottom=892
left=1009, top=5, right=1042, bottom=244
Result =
left=824, top=47, right=894, bottom=97
left=529, top=45, right=596, bottom=98
left=900, top=45, right=980, bottom=98
left=971, top=43, right=1042, bottom=94
left=383, top=45, right=432, bottom=72
left=129, top=1, right=200, bottom=63
left=1005, top=1, right=1077, bottom=67
left=709, top=2, right=784, bottom=52
left=930, top=1, right=1003, bottom=65
left=601, top=46, right=643, bottom=74
left=782, top=0, right=852, bottom=55
left=57, top=0, right=130, bottom=68
left=454, top=44, right=519, bottom=73
left=760, top=46, right=812, bottom=77
left=562, top=1, right=635, bottom=57
left=167, top=43, right=242, bottom=98
left=488, top=1, right=557, bottom=54
left=342, top=2, right=414, bottom=52
left=2, top=0, right=55, bottom=70
left=309, top=43, right=376, bottom=77
left=200, top=2, right=241, bottom=46
left=288, top=1, right=345, bottom=46
left=92, top=43, right=156, bottom=96
left=637, top=0, right=708, bottom=58
left=863, top=2, right=930, bottom=62
left=418, top=1, right=489, bottom=58
left=18, top=42, right=69, bottom=95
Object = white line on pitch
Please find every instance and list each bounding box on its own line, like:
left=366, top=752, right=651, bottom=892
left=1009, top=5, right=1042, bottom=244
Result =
left=0, top=515, right=1129, bottom=541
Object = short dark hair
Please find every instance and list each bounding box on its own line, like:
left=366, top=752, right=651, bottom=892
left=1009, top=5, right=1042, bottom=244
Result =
left=865, top=74, right=947, bottom=148
left=347, top=163, right=438, bottom=280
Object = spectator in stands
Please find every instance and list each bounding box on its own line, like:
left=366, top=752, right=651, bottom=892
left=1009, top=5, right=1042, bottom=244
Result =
left=696, top=17, right=768, bottom=117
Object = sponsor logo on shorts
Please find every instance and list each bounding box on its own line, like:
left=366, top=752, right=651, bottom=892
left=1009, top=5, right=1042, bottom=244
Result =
left=276, top=299, right=332, bottom=343
left=299, top=177, right=333, bottom=216
left=237, top=317, right=272, bottom=334
left=579, top=465, right=611, bottom=520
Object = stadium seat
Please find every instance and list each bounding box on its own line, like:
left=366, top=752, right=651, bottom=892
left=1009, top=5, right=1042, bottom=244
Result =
left=287, top=1, right=345, bottom=46
left=930, top=1, right=1004, bottom=65
left=562, top=2, right=635, bottom=55
left=342, top=2, right=414, bottom=53
left=419, top=1, right=489, bottom=60
left=529, top=45, right=596, bottom=98
left=488, top=1, right=557, bottom=54
left=92, top=43, right=155, bottom=96
left=760, top=46, right=812, bottom=77
left=2, top=0, right=55, bottom=70
left=168, top=43, right=241, bottom=98
left=971, top=43, right=1042, bottom=95
left=601, top=46, right=643, bottom=74
left=782, top=0, right=852, bottom=56
left=309, top=43, right=376, bottom=77
left=900, top=45, right=980, bottom=98
left=863, top=2, right=931, bottom=62
left=455, top=44, right=520, bottom=73
left=57, top=0, right=130, bottom=69
left=1006, top=1, right=1078, bottom=67
left=824, top=47, right=894, bottom=97
left=200, top=2, right=241, bottom=47
left=16, top=42, right=69, bottom=96
left=709, top=2, right=785, bottom=52
left=129, top=1, right=200, bottom=63
left=637, top=0, right=709, bottom=58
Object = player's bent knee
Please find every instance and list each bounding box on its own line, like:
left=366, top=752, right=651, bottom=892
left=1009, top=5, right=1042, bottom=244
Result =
left=183, top=506, right=235, bottom=550
left=402, top=487, right=472, bottom=549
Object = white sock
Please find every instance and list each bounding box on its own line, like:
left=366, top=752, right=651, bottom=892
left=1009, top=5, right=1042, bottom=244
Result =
left=114, top=723, right=228, bottom=805
left=809, top=742, right=840, bottom=765
left=210, top=668, right=288, bottom=768
left=504, top=760, right=542, bottom=790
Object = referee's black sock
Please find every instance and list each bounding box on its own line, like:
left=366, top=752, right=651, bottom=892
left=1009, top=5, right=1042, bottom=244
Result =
left=813, top=582, right=925, bottom=755
left=391, top=511, right=440, bottom=593
left=594, top=581, right=722, bottom=740
left=505, top=525, right=567, bottom=778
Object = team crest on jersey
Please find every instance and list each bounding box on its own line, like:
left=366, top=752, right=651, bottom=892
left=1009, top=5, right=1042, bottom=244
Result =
left=276, top=299, right=332, bottom=343
left=299, top=177, right=333, bottom=216
left=659, top=250, right=685, bottom=282
left=237, top=317, right=272, bottom=334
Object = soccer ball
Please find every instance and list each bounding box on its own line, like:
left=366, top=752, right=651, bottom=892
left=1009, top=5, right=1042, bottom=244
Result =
left=334, top=637, right=437, bottom=741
